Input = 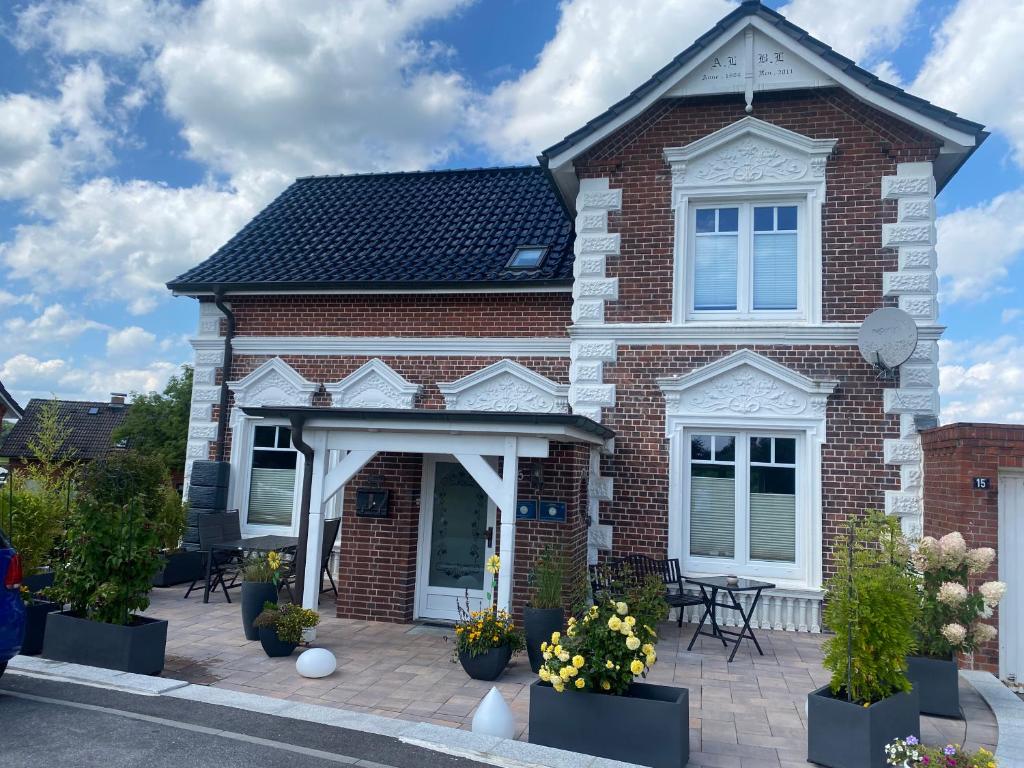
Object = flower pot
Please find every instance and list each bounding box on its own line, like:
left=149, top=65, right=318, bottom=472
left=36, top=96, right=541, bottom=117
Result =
left=529, top=680, right=690, bottom=768
left=241, top=581, right=278, bottom=641
left=807, top=685, right=919, bottom=768
left=258, top=626, right=298, bottom=657
left=21, top=600, right=61, bottom=655
left=151, top=549, right=205, bottom=588
left=524, top=606, right=564, bottom=673
left=458, top=645, right=512, bottom=681
left=41, top=611, right=168, bottom=675
left=906, top=654, right=960, bottom=718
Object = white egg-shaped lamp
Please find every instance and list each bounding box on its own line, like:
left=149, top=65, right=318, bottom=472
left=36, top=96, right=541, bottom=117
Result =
left=296, top=648, right=337, bottom=679
left=471, top=686, right=515, bottom=740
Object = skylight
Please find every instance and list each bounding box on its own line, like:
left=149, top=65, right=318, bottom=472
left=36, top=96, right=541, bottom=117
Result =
left=507, top=246, right=548, bottom=270
left=87, top=407, right=100, bottom=415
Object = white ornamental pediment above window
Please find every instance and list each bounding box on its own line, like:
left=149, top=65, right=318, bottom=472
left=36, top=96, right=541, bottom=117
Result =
left=438, top=360, right=569, bottom=413
left=325, top=359, right=421, bottom=409
left=658, top=349, right=836, bottom=421
left=664, top=117, right=836, bottom=204
left=229, top=358, right=318, bottom=408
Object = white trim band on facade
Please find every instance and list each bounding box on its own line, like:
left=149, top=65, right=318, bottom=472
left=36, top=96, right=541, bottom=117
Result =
left=569, top=323, right=945, bottom=345
left=192, top=336, right=573, bottom=357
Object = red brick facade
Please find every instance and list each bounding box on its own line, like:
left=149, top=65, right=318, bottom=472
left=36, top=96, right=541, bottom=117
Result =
left=922, top=423, right=1024, bottom=672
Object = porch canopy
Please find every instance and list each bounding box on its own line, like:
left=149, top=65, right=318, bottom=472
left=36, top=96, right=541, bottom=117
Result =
left=240, top=406, right=615, bottom=613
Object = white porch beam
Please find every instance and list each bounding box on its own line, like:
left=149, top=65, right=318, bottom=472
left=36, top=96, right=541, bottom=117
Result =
left=301, top=432, right=328, bottom=612
left=324, top=430, right=548, bottom=458
left=322, top=448, right=378, bottom=502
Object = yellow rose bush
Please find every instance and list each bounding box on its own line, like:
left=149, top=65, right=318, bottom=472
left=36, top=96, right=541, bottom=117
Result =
left=538, top=593, right=663, bottom=695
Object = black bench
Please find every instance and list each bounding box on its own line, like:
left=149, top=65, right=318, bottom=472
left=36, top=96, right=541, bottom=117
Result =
left=589, top=554, right=704, bottom=627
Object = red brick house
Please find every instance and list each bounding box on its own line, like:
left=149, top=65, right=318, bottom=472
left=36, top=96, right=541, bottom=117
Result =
left=168, top=1, right=986, bottom=629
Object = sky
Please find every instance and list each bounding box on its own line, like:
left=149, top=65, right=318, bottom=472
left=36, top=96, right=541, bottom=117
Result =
left=0, top=0, right=1021, bottom=423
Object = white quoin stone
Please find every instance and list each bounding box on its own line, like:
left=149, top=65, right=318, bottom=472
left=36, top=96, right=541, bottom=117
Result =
left=883, top=271, right=936, bottom=296
left=884, top=438, right=922, bottom=465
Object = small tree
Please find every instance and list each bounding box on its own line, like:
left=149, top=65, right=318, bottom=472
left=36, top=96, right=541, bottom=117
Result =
left=822, top=509, right=919, bottom=704
left=51, top=452, right=170, bottom=625
left=112, top=366, right=193, bottom=477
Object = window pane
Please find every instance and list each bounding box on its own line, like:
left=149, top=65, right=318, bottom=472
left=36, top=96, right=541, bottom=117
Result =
left=254, top=426, right=276, bottom=448
left=718, top=207, right=739, bottom=232
left=248, top=465, right=296, bottom=525
left=749, top=465, right=795, bottom=562
left=750, top=436, right=772, bottom=463
left=714, top=435, right=735, bottom=462
left=429, top=462, right=489, bottom=589
left=253, top=450, right=297, bottom=470
left=753, top=231, right=797, bottom=310
left=777, top=205, right=797, bottom=231
left=694, top=234, right=738, bottom=310
left=753, top=206, right=774, bottom=232
left=775, top=438, right=796, bottom=464
left=691, top=435, right=713, bottom=461
left=695, top=209, right=716, bottom=233
left=277, top=427, right=292, bottom=449
left=690, top=465, right=735, bottom=558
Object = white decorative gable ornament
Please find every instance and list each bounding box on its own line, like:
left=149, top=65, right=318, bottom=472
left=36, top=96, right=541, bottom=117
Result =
left=325, top=359, right=421, bottom=409
left=658, top=349, right=836, bottom=423
left=438, top=360, right=569, bottom=413
left=229, top=357, right=317, bottom=408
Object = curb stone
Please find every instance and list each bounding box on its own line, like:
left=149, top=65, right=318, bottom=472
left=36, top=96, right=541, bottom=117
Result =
left=6, top=655, right=639, bottom=768
left=961, top=671, right=1024, bottom=768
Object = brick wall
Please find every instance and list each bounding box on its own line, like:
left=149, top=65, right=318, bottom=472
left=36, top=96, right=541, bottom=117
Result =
left=575, top=88, right=940, bottom=324
left=922, top=423, right=1024, bottom=672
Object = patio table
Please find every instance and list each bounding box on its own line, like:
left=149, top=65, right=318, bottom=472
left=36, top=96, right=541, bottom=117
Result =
left=203, top=535, right=299, bottom=603
left=684, top=576, right=775, bottom=662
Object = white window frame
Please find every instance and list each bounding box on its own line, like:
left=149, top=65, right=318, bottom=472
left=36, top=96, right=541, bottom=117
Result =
left=686, top=198, right=806, bottom=321
left=229, top=415, right=304, bottom=537
left=683, top=429, right=806, bottom=582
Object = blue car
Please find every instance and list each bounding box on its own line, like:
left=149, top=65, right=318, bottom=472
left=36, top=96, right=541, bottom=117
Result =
left=0, top=526, right=26, bottom=679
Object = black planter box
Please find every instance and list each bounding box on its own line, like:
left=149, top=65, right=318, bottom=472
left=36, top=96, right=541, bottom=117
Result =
left=151, top=550, right=205, bottom=588
left=807, top=686, right=919, bottom=768
left=190, top=460, right=230, bottom=488
left=241, top=582, right=279, bottom=641
left=42, top=612, right=168, bottom=676
left=23, top=571, right=55, bottom=593
left=458, top=646, right=512, bottom=681
left=21, top=600, right=61, bottom=655
left=524, top=607, right=564, bottom=673
left=529, top=680, right=689, bottom=768
left=906, top=655, right=960, bottom=718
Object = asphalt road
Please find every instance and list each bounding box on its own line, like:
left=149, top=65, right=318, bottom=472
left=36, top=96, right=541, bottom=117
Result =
left=0, top=674, right=491, bottom=768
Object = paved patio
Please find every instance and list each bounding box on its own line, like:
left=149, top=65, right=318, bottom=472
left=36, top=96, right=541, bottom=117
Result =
left=144, top=586, right=998, bottom=767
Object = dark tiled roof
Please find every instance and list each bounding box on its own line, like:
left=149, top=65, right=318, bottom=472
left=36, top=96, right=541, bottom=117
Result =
left=168, top=166, right=574, bottom=292
left=541, top=0, right=988, bottom=168
left=0, top=380, right=22, bottom=419
left=0, top=399, right=130, bottom=461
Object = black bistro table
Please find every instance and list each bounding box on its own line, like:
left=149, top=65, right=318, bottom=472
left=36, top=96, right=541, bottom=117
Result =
left=684, top=576, right=775, bottom=662
left=203, top=535, right=298, bottom=603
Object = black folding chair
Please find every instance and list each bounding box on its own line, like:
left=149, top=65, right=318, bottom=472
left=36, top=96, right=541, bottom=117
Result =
left=320, top=517, right=342, bottom=596
left=183, top=513, right=242, bottom=601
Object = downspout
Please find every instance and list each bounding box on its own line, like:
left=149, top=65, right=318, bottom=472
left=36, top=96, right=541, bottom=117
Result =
left=212, top=291, right=236, bottom=463
left=289, top=413, right=314, bottom=606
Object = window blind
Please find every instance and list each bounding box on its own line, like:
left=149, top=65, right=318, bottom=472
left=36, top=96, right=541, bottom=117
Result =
left=690, top=475, right=735, bottom=557
left=694, top=234, right=738, bottom=310
left=749, top=492, right=796, bottom=562
left=753, top=232, right=797, bottom=310
left=248, top=467, right=296, bottom=526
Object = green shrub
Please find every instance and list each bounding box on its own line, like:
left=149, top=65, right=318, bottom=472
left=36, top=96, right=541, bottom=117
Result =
left=529, top=546, right=565, bottom=610
left=253, top=602, right=320, bottom=644
left=50, top=452, right=172, bottom=625
left=1, top=483, right=63, bottom=577
left=822, top=509, right=919, bottom=704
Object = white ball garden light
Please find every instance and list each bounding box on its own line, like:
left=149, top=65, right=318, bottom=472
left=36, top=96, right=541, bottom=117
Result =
left=296, top=648, right=337, bottom=678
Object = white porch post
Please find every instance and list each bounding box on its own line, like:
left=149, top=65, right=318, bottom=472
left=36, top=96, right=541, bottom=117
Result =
left=455, top=437, right=518, bottom=613
left=301, top=431, right=328, bottom=611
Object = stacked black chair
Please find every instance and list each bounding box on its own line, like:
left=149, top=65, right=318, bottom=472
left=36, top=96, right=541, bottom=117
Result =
left=185, top=460, right=231, bottom=549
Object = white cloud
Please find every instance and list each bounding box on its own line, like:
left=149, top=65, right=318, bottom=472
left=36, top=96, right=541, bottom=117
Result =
left=3, top=303, right=108, bottom=348
left=106, top=325, right=157, bottom=358
left=473, top=0, right=733, bottom=163
left=940, top=335, right=1024, bottom=423
left=1, top=351, right=185, bottom=403
left=1, top=175, right=269, bottom=314
left=16, top=0, right=185, bottom=57
left=912, top=0, right=1024, bottom=165
left=1003, top=308, right=1024, bottom=324
left=0, top=289, right=41, bottom=309
left=936, top=189, right=1024, bottom=303
left=779, top=0, right=919, bottom=65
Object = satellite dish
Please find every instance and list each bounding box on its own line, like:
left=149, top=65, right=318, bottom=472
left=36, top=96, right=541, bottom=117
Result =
left=858, top=308, right=918, bottom=378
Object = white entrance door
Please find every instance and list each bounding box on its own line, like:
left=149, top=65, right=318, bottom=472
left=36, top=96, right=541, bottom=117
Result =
left=417, top=457, right=497, bottom=621
left=999, top=471, right=1024, bottom=685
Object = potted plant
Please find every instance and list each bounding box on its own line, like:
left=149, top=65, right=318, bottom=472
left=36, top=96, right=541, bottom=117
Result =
left=252, top=601, right=320, bottom=657
left=524, top=547, right=565, bottom=673
left=241, top=551, right=281, bottom=640
left=150, top=491, right=202, bottom=587
left=908, top=532, right=1005, bottom=718
left=808, top=510, right=921, bottom=768
left=453, top=555, right=524, bottom=680
left=42, top=452, right=170, bottom=675
left=529, top=576, right=685, bottom=768
left=885, top=736, right=997, bottom=768
left=18, top=585, right=60, bottom=656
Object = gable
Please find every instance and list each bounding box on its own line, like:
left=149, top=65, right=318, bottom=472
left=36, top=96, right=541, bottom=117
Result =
left=438, top=360, right=569, bottom=413
left=229, top=358, right=317, bottom=408
left=325, top=360, right=420, bottom=409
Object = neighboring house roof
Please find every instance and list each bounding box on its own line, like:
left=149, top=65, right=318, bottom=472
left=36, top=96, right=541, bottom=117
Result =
left=0, top=399, right=130, bottom=461
left=0, top=380, right=23, bottom=420
left=540, top=0, right=987, bottom=190
left=167, top=166, right=574, bottom=294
